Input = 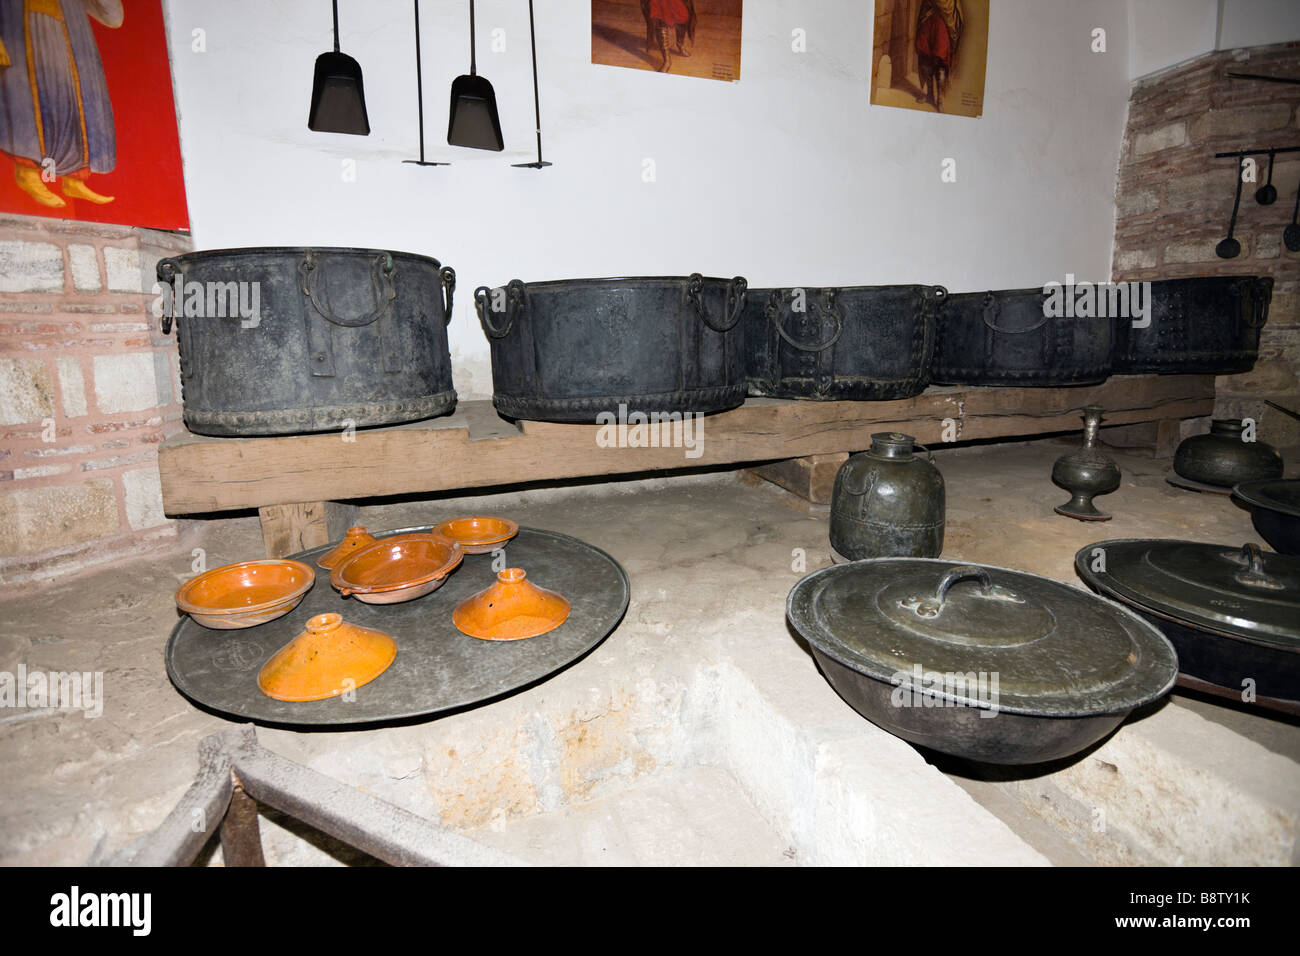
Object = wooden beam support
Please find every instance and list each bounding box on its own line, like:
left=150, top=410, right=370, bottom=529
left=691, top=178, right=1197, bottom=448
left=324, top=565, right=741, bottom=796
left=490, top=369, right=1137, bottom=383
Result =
left=159, top=376, right=1215, bottom=517
left=751, top=453, right=849, bottom=504
left=1097, top=417, right=1187, bottom=459
left=258, top=501, right=358, bottom=558
left=1154, top=418, right=1182, bottom=458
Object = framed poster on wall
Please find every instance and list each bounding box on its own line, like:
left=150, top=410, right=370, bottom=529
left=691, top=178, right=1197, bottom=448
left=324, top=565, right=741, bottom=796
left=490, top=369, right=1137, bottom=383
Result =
left=592, top=0, right=743, bottom=82
left=0, top=0, right=189, bottom=230
left=871, top=0, right=989, bottom=118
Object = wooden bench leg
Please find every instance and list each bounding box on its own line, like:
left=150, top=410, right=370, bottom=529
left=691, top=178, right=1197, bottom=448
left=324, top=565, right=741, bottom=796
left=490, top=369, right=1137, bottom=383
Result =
left=1153, top=418, right=1181, bottom=459
left=1098, top=418, right=1184, bottom=459
left=219, top=785, right=266, bottom=867
left=258, top=501, right=359, bottom=558
left=752, top=453, right=849, bottom=504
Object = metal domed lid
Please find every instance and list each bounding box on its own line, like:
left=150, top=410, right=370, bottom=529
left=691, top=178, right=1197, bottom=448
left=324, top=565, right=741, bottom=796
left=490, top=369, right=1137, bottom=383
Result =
left=787, top=558, right=1177, bottom=717
left=1233, top=479, right=1300, bottom=518
left=1075, top=540, right=1300, bottom=649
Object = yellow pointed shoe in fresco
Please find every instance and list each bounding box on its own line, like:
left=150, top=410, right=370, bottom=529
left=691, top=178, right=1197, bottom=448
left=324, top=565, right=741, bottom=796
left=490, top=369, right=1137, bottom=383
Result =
left=61, top=178, right=115, bottom=204
left=14, top=166, right=65, bottom=207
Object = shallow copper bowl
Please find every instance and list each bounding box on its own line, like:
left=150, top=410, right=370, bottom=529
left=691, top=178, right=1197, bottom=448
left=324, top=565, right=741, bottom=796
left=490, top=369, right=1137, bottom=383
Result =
left=330, top=533, right=464, bottom=604
left=432, top=516, right=519, bottom=554
left=175, top=559, right=316, bottom=630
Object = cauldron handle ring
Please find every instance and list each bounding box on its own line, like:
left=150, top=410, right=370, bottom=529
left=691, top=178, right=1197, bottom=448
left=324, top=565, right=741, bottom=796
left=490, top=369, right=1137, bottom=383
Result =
left=300, top=252, right=396, bottom=328
left=475, top=280, right=524, bottom=339
left=439, top=267, right=457, bottom=325
left=688, top=274, right=747, bottom=333
left=156, top=258, right=179, bottom=334
left=983, top=291, right=1048, bottom=334
left=1245, top=277, right=1271, bottom=330
left=769, top=288, right=844, bottom=352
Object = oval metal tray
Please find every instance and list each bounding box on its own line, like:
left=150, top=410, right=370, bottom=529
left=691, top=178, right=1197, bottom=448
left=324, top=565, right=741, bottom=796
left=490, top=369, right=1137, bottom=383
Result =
left=165, top=526, right=629, bottom=726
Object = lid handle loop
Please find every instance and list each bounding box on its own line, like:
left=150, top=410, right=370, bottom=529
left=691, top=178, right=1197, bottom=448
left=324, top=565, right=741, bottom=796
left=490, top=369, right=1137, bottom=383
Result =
left=1233, top=542, right=1283, bottom=590
left=902, top=565, right=1024, bottom=618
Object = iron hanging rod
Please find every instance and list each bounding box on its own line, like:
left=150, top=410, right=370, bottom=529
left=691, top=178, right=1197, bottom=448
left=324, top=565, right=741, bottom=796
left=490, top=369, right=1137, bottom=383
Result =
left=1214, top=145, right=1300, bottom=159
left=1226, top=71, right=1300, bottom=85
left=512, top=0, right=552, bottom=169
left=403, top=0, right=449, bottom=166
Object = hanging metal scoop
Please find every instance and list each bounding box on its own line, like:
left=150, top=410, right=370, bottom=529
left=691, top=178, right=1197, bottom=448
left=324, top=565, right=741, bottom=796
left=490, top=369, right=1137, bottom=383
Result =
left=1255, top=150, right=1278, bottom=205
left=1216, top=158, right=1245, bottom=259
left=308, top=0, right=371, bottom=135
left=447, top=0, right=504, bottom=151
left=1285, top=181, right=1300, bottom=253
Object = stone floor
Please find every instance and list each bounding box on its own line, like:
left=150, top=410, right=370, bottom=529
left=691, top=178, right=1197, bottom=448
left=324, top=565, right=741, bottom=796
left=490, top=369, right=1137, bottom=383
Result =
left=0, top=435, right=1297, bottom=866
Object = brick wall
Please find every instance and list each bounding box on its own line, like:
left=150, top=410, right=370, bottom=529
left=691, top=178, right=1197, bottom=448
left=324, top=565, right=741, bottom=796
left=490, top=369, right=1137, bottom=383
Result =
left=0, top=214, right=193, bottom=585
left=1112, top=41, right=1300, bottom=447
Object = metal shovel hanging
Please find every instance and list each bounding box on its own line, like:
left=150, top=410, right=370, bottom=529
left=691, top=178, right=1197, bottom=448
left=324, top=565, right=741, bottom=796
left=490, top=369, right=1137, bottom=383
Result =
left=308, top=0, right=371, bottom=135
left=447, top=0, right=504, bottom=151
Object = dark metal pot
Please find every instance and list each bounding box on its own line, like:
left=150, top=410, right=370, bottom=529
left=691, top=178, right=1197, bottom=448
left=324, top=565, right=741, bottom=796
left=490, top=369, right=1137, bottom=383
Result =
left=830, top=433, right=944, bottom=559
left=1233, top=479, right=1300, bottom=555
left=932, top=287, right=1113, bottom=386
left=1172, top=419, right=1284, bottom=487
left=788, top=559, right=1178, bottom=765
left=1076, top=540, right=1300, bottom=711
left=157, top=247, right=456, bottom=436
left=1112, top=275, right=1271, bottom=374
left=473, top=275, right=746, bottom=423
left=743, top=285, right=942, bottom=400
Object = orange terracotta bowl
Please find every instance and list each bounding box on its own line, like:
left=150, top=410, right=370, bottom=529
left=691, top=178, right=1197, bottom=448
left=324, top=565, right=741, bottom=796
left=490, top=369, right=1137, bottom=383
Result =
left=330, top=533, right=464, bottom=604
left=432, top=516, right=519, bottom=554
left=175, top=559, right=316, bottom=630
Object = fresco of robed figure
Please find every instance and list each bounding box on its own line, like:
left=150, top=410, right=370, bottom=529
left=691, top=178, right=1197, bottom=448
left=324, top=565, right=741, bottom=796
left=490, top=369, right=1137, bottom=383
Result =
left=870, top=0, right=987, bottom=119
left=0, top=0, right=123, bottom=209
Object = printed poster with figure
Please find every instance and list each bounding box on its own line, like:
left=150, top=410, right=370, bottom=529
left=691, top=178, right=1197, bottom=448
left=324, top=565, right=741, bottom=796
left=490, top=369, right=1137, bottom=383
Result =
left=871, top=0, right=988, bottom=118
left=0, top=0, right=189, bottom=230
left=592, top=0, right=742, bottom=82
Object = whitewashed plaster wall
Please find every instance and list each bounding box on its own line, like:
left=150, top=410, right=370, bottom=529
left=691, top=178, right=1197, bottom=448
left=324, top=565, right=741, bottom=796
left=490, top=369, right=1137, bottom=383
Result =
left=163, top=0, right=1133, bottom=399
left=1128, top=0, right=1300, bottom=80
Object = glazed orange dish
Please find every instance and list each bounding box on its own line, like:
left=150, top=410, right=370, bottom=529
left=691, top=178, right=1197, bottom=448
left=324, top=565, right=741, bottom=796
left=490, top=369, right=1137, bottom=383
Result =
left=331, top=533, right=464, bottom=603
left=433, top=516, right=519, bottom=554
left=175, top=560, right=315, bottom=629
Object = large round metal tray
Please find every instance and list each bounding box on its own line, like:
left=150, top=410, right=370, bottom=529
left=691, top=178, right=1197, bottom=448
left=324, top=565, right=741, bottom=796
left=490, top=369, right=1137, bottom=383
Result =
left=165, top=526, right=629, bottom=726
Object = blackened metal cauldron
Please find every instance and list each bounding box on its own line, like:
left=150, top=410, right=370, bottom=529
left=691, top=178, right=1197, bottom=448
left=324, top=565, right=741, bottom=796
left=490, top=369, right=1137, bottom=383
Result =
left=1112, top=275, right=1271, bottom=375
left=932, top=287, right=1113, bottom=386
left=157, top=247, right=457, bottom=436
left=473, top=275, right=747, bottom=423
left=743, top=285, right=943, bottom=400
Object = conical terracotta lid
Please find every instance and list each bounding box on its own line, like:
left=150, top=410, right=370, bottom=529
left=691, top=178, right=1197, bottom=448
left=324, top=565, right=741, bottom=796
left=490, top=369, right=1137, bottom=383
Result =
left=317, top=526, right=377, bottom=569
left=453, top=568, right=571, bottom=641
left=257, top=612, right=397, bottom=702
